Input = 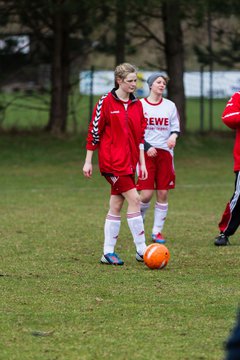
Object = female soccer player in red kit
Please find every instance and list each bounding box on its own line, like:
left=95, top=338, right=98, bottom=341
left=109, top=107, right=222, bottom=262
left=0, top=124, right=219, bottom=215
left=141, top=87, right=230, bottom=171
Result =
left=83, top=63, right=148, bottom=265
left=137, top=72, right=180, bottom=244
left=214, top=91, right=240, bottom=246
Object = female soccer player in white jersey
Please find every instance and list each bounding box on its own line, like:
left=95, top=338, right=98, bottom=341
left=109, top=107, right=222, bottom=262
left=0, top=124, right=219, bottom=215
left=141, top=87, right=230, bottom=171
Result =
left=137, top=72, right=180, bottom=244
left=83, top=63, right=148, bottom=265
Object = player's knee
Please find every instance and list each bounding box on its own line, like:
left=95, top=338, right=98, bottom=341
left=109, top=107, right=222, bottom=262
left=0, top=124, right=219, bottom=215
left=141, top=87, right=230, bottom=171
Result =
left=112, top=203, right=122, bottom=213
left=140, top=190, right=153, bottom=203
left=110, top=202, right=122, bottom=214
left=157, top=190, right=168, bottom=203
left=141, top=195, right=152, bottom=203
left=109, top=197, right=123, bottom=214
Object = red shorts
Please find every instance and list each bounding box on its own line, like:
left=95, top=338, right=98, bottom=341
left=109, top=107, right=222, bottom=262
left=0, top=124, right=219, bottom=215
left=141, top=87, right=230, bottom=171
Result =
left=137, top=149, right=175, bottom=190
left=104, top=174, right=136, bottom=195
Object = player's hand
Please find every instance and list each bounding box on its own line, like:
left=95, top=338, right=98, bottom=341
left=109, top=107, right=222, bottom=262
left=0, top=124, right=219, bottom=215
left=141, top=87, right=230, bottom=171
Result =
left=147, top=147, right=157, bottom=157
left=139, top=164, right=148, bottom=180
left=167, top=134, right=177, bottom=149
left=83, top=162, right=92, bottom=178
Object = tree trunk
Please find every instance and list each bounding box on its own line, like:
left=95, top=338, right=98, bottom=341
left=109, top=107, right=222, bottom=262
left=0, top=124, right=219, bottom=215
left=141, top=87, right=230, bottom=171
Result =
left=45, top=5, right=70, bottom=134
left=61, top=13, right=70, bottom=133
left=115, top=0, right=126, bottom=65
left=162, top=0, right=186, bottom=133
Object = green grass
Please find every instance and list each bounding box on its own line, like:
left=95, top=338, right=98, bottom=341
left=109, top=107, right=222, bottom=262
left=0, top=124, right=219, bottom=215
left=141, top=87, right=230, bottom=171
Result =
left=0, top=132, right=239, bottom=359
left=186, top=98, right=228, bottom=131
left=0, top=91, right=93, bottom=132
left=0, top=92, right=229, bottom=133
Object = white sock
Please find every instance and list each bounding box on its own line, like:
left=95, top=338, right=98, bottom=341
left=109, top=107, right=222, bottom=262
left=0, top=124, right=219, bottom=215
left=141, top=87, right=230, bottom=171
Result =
left=152, top=202, right=168, bottom=234
left=127, top=211, right=147, bottom=255
left=140, top=201, right=150, bottom=221
left=104, top=213, right=121, bottom=255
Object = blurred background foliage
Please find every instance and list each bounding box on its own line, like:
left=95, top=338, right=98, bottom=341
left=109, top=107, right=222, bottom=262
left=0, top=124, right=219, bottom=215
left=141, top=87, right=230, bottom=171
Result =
left=0, top=0, right=240, bottom=135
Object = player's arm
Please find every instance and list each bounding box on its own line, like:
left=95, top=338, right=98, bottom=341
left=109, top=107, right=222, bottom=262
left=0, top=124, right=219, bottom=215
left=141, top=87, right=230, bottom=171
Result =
left=167, top=104, right=180, bottom=149
left=86, top=94, right=108, bottom=148
left=138, top=146, right=148, bottom=180
left=83, top=95, right=107, bottom=178
left=222, top=93, right=240, bottom=129
left=167, top=132, right=179, bottom=149
left=144, top=141, right=157, bottom=157
left=83, top=150, right=93, bottom=178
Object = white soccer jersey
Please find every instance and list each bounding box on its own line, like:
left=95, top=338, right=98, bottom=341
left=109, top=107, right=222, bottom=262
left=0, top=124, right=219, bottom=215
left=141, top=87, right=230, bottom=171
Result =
left=141, top=97, right=180, bottom=154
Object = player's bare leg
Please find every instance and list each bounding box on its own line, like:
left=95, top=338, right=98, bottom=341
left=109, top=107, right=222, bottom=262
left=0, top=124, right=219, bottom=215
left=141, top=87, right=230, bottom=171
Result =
left=139, top=189, right=154, bottom=221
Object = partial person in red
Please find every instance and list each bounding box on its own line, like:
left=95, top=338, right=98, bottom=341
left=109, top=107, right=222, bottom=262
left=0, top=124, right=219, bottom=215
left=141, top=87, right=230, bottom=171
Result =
left=83, top=63, right=148, bottom=264
left=214, top=92, right=240, bottom=246
left=137, top=72, right=180, bottom=244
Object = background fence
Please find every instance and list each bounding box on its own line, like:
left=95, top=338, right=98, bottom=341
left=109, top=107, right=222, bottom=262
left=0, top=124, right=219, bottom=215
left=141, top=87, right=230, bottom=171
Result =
left=79, top=67, right=240, bottom=133
left=1, top=67, right=239, bottom=133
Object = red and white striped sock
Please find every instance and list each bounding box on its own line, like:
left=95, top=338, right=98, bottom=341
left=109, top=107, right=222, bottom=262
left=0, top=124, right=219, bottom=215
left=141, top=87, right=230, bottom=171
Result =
left=152, top=202, right=168, bottom=234
left=104, top=213, right=121, bottom=255
left=140, top=201, right=150, bottom=221
left=127, top=211, right=147, bottom=255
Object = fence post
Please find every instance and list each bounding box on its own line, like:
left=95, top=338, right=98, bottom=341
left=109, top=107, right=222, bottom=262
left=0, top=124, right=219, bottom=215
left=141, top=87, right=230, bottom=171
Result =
left=200, top=65, right=204, bottom=132
left=209, top=66, right=213, bottom=131
left=89, top=65, right=94, bottom=122
left=207, top=5, right=213, bottom=131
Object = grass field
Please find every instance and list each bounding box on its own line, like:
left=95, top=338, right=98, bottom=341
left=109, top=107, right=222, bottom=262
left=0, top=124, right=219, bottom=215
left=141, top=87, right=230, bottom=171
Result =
left=0, top=132, right=240, bottom=360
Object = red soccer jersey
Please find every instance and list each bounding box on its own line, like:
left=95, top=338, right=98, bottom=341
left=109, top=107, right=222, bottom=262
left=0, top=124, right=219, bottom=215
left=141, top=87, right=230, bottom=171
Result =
left=86, top=89, right=146, bottom=176
left=222, top=91, right=240, bottom=171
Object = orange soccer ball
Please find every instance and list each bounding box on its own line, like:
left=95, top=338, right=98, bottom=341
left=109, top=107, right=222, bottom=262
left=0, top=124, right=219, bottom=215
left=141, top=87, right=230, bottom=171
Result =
left=143, top=243, right=170, bottom=270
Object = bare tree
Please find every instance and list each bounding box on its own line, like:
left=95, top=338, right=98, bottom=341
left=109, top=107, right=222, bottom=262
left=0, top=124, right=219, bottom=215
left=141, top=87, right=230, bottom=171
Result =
left=162, top=0, right=186, bottom=132
left=128, top=0, right=186, bottom=131
left=9, top=0, right=108, bottom=134
left=115, top=0, right=127, bottom=65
